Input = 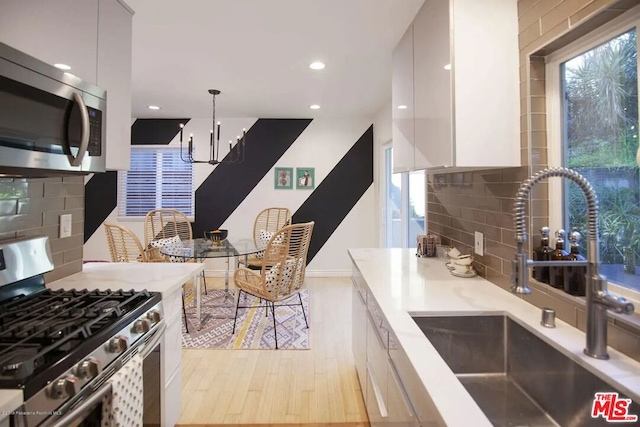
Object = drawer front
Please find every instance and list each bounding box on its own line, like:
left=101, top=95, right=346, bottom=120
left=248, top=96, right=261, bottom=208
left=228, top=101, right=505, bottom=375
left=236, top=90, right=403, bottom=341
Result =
left=366, top=365, right=387, bottom=426
left=163, top=315, right=183, bottom=380
left=352, top=282, right=367, bottom=389
left=387, top=358, right=419, bottom=426
left=352, top=273, right=368, bottom=304
left=366, top=311, right=388, bottom=413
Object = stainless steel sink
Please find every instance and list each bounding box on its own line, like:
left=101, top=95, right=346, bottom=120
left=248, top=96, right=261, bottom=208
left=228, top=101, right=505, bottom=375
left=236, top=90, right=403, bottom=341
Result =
left=411, top=314, right=640, bottom=427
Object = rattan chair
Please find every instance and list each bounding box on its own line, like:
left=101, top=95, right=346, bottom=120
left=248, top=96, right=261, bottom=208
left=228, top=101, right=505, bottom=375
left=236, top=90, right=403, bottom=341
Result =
left=239, top=207, right=292, bottom=270
left=104, top=222, right=148, bottom=263
left=143, top=209, right=200, bottom=332
left=232, top=221, right=314, bottom=349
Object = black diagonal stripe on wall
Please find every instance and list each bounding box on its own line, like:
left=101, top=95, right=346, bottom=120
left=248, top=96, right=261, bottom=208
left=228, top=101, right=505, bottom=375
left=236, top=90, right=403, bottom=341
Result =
left=194, top=119, right=312, bottom=235
left=84, top=171, right=117, bottom=243
left=131, top=118, right=190, bottom=145
left=292, top=125, right=373, bottom=262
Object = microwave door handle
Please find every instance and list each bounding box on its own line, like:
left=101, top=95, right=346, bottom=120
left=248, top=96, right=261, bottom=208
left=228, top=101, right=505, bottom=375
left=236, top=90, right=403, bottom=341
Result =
left=69, top=92, right=90, bottom=167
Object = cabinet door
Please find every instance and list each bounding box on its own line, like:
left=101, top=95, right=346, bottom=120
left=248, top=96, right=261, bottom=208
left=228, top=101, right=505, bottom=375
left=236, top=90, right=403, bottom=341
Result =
left=352, top=279, right=367, bottom=390
left=98, top=0, right=133, bottom=171
left=413, top=0, right=452, bottom=169
left=0, top=0, right=98, bottom=84
left=387, top=360, right=419, bottom=426
left=392, top=25, right=414, bottom=173
left=451, top=0, right=519, bottom=167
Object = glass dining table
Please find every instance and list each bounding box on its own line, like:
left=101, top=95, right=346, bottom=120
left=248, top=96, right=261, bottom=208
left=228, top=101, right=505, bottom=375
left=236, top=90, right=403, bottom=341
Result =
left=160, top=237, right=261, bottom=329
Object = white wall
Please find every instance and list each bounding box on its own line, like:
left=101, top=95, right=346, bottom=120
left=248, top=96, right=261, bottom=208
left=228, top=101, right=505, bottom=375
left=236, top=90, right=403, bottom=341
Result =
left=84, top=117, right=376, bottom=276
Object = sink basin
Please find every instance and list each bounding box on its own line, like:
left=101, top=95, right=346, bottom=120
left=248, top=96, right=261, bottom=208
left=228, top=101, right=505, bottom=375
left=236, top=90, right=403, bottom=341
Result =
left=411, top=314, right=640, bottom=427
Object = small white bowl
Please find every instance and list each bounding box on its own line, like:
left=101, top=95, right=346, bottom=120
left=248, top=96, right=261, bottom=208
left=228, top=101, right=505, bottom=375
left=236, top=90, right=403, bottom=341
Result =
left=453, top=263, right=474, bottom=273
left=454, top=256, right=474, bottom=266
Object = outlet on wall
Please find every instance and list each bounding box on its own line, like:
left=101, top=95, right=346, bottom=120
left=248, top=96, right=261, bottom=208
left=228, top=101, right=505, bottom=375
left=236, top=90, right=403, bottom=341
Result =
left=59, top=214, right=72, bottom=239
left=474, top=231, right=484, bottom=256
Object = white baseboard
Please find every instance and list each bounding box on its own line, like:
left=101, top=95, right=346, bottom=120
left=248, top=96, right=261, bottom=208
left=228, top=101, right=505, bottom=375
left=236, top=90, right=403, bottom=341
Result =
left=202, top=269, right=351, bottom=278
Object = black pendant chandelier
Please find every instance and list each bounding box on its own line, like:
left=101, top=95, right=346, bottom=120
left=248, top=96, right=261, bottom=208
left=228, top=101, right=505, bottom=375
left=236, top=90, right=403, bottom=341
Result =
left=179, top=89, right=246, bottom=165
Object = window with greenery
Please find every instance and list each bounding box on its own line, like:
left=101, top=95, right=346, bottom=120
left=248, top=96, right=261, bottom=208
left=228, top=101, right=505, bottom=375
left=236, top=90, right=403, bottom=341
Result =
left=551, top=15, right=639, bottom=291
left=117, top=147, right=194, bottom=218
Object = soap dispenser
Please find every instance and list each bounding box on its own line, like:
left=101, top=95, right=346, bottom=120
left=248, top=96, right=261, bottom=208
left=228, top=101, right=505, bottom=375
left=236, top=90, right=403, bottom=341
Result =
left=533, top=226, right=553, bottom=284
left=549, top=229, right=569, bottom=289
left=564, top=231, right=586, bottom=296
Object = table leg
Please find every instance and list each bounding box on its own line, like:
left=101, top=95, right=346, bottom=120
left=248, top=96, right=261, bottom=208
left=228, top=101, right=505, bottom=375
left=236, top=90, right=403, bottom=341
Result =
left=196, top=271, right=202, bottom=329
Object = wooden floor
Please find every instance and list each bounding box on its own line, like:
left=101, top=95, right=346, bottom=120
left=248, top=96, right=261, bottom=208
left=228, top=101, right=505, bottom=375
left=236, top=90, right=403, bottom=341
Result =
left=177, top=277, right=369, bottom=426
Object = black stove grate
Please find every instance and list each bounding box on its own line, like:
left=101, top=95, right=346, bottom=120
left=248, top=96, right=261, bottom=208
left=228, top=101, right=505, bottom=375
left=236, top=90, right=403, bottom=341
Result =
left=0, top=288, right=157, bottom=386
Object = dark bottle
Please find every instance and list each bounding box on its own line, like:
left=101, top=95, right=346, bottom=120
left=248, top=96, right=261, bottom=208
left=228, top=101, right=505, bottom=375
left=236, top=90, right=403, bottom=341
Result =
left=549, top=229, right=570, bottom=289
left=533, top=226, right=553, bottom=284
left=564, top=231, right=586, bottom=296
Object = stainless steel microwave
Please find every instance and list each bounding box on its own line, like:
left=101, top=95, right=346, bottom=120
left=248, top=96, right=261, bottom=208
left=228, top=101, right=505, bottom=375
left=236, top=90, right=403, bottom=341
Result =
left=0, top=42, right=106, bottom=176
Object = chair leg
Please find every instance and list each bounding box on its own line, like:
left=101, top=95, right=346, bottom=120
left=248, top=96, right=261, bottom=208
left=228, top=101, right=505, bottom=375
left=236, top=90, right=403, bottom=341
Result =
left=182, top=289, right=189, bottom=333
left=232, top=289, right=242, bottom=334
left=271, top=301, right=278, bottom=349
left=298, top=292, right=309, bottom=329
left=201, top=271, right=208, bottom=295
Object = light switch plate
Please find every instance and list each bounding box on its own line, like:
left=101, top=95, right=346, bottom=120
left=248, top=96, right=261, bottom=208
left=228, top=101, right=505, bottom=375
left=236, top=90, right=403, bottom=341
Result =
left=474, top=231, right=484, bottom=256
left=59, top=214, right=72, bottom=238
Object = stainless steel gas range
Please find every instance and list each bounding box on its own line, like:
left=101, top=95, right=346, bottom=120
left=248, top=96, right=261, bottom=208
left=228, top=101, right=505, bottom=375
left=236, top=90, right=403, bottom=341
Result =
left=0, top=236, right=164, bottom=427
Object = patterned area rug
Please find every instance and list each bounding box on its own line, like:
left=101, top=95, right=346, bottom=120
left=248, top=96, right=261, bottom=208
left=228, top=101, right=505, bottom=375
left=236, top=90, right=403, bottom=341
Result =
left=181, top=289, right=310, bottom=350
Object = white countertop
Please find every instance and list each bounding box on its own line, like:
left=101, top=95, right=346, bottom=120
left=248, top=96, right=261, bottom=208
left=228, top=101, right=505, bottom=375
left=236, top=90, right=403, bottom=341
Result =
left=348, top=248, right=640, bottom=427
left=0, top=262, right=205, bottom=419
left=46, top=262, right=205, bottom=296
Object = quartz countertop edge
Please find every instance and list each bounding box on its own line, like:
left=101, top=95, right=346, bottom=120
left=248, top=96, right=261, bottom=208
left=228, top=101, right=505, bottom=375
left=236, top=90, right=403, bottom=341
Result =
left=348, top=248, right=640, bottom=427
left=45, top=262, right=205, bottom=296
left=0, top=390, right=23, bottom=420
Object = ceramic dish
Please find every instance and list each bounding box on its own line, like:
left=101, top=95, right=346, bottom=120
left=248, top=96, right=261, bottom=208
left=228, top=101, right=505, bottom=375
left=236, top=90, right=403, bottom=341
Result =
left=445, top=262, right=455, bottom=270
left=451, top=269, right=478, bottom=278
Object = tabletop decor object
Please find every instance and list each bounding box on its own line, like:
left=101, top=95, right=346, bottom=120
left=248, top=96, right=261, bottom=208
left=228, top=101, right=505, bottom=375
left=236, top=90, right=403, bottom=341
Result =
left=204, top=229, right=228, bottom=246
left=178, top=89, right=246, bottom=165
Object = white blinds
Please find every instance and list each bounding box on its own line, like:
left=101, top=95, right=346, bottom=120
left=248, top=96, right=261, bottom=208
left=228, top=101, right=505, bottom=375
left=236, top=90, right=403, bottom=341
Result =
left=117, top=147, right=194, bottom=217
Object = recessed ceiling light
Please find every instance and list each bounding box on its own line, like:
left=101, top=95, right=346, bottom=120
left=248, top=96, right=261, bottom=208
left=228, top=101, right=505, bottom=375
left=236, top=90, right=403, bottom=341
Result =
left=309, top=104, right=321, bottom=110
left=444, top=64, right=452, bottom=70
left=54, top=63, right=71, bottom=70
left=309, top=62, right=325, bottom=70
left=148, top=105, right=161, bottom=110
left=397, top=105, right=408, bottom=110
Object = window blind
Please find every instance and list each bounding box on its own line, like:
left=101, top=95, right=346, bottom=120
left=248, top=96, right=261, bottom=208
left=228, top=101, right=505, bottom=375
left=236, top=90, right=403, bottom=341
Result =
left=117, top=147, right=194, bottom=217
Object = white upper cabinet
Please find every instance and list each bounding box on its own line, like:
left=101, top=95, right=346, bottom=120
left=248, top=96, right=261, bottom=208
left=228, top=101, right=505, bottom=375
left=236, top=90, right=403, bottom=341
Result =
left=394, top=0, right=520, bottom=171
left=0, top=0, right=99, bottom=84
left=98, top=0, right=133, bottom=171
left=392, top=26, right=415, bottom=174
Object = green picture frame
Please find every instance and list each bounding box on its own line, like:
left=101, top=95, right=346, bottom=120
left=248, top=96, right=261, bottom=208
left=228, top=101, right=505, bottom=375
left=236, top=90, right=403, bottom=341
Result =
left=296, top=167, right=315, bottom=189
left=274, top=167, right=293, bottom=189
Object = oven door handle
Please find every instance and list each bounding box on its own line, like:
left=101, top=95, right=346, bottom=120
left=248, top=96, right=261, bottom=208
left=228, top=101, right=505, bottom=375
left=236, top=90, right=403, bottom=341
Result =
left=140, top=319, right=166, bottom=359
left=46, top=383, right=112, bottom=427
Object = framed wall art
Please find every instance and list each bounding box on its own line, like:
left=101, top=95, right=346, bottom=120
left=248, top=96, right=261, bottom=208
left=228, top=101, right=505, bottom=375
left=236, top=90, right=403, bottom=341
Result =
left=274, top=167, right=293, bottom=189
left=296, top=167, right=315, bottom=189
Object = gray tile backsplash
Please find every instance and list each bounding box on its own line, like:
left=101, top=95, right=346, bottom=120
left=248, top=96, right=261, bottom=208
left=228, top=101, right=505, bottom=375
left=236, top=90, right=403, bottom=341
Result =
left=0, top=177, right=84, bottom=282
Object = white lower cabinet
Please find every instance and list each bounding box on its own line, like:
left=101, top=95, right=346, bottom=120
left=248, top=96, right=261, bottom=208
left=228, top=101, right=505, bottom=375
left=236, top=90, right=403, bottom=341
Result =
left=352, top=271, right=436, bottom=426
left=162, top=287, right=183, bottom=427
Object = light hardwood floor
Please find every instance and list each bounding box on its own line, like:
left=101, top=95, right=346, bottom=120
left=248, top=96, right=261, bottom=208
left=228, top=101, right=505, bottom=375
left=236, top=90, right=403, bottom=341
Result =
left=178, top=277, right=369, bottom=426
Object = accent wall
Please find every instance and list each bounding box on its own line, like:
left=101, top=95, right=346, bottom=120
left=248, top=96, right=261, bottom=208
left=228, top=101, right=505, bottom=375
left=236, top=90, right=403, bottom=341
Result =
left=83, top=117, right=376, bottom=275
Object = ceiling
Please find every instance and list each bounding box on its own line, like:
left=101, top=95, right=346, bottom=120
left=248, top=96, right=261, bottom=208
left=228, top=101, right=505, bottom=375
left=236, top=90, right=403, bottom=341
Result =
left=127, top=0, right=425, bottom=120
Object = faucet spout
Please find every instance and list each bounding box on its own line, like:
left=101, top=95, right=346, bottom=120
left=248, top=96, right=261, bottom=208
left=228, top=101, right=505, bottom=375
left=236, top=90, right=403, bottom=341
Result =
left=512, top=167, right=634, bottom=360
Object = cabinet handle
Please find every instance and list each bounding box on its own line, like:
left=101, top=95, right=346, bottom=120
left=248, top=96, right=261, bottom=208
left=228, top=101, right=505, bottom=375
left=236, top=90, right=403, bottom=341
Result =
left=367, top=310, right=386, bottom=349
left=367, top=364, right=388, bottom=419
left=68, top=92, right=90, bottom=167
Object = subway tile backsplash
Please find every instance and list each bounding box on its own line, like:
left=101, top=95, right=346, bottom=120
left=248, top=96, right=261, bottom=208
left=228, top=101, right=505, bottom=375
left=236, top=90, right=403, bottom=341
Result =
left=0, top=176, right=84, bottom=283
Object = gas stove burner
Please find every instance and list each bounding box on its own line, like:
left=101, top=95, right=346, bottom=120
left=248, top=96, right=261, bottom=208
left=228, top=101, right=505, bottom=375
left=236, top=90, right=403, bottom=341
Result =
left=94, top=300, right=120, bottom=314
left=0, top=346, right=44, bottom=380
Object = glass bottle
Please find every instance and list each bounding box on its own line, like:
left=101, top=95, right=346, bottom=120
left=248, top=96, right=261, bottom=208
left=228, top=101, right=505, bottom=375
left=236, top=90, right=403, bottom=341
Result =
left=549, top=229, right=569, bottom=289
left=533, top=226, right=553, bottom=284
left=564, top=231, right=586, bottom=296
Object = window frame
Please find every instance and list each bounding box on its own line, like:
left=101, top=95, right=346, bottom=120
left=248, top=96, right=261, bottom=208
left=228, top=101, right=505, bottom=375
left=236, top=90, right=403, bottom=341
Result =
left=117, top=145, right=195, bottom=222
left=545, top=6, right=640, bottom=297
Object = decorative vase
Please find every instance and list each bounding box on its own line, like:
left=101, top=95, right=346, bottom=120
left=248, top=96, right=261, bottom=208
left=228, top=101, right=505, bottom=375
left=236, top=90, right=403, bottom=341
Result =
left=623, top=247, right=636, bottom=274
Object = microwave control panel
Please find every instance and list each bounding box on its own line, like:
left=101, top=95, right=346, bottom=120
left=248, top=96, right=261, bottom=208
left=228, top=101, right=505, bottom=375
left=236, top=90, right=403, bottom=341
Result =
left=87, top=107, right=102, bottom=156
